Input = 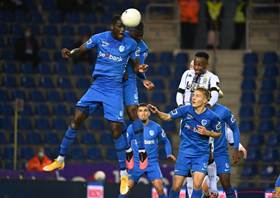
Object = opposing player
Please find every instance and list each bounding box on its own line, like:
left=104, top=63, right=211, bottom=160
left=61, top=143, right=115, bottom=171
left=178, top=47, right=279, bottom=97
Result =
left=43, top=15, right=148, bottom=195
left=148, top=87, right=222, bottom=198
left=119, top=103, right=176, bottom=198
left=122, top=21, right=154, bottom=170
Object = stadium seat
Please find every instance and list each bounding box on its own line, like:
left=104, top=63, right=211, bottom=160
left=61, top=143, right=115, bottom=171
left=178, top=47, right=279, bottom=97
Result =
left=267, top=134, right=280, bottom=147
left=38, top=51, right=50, bottom=62
left=157, top=64, right=171, bottom=77
left=241, top=167, right=258, bottom=177
left=241, top=92, right=255, bottom=104
left=107, top=2, right=119, bottom=12
left=45, top=132, right=60, bottom=145
left=53, top=118, right=67, bottom=130
left=258, top=92, right=273, bottom=104
left=261, top=166, right=277, bottom=177
left=263, top=52, right=278, bottom=64
left=152, top=92, right=166, bottom=103
left=0, top=37, right=5, bottom=48
left=261, top=79, right=277, bottom=91
left=0, top=104, right=13, bottom=116
left=70, top=148, right=85, bottom=160
left=0, top=118, right=13, bottom=130
left=243, top=52, right=258, bottom=64
left=239, top=183, right=255, bottom=188
left=40, top=77, right=54, bottom=88
left=47, top=91, right=61, bottom=102
left=260, top=106, right=275, bottom=118
left=258, top=120, right=274, bottom=133
left=53, top=105, right=68, bottom=116
left=66, top=12, right=80, bottom=24
left=0, top=24, right=8, bottom=35
left=138, top=92, right=148, bottom=103
left=61, top=38, right=75, bottom=49
left=5, top=162, right=19, bottom=170
left=29, top=90, right=44, bottom=102
left=170, top=92, right=177, bottom=105
left=145, top=66, right=155, bottom=76
left=44, top=25, right=58, bottom=36
left=21, top=147, right=34, bottom=160
left=10, top=132, right=25, bottom=145
left=58, top=78, right=72, bottom=89
left=0, top=132, right=7, bottom=144
left=94, top=26, right=107, bottom=34
left=101, top=13, right=112, bottom=24
left=42, top=37, right=56, bottom=49
left=20, top=62, right=34, bottom=74
left=82, top=133, right=97, bottom=145
left=245, top=149, right=261, bottom=162
left=174, top=65, right=187, bottom=77
left=61, top=25, right=75, bottom=36
left=160, top=52, right=173, bottom=64
left=84, top=13, right=97, bottom=24
left=3, top=62, right=17, bottom=74
left=106, top=148, right=118, bottom=160
left=248, top=134, right=264, bottom=147
left=78, top=26, right=91, bottom=36
left=241, top=79, right=256, bottom=91
left=63, top=91, right=77, bottom=103
left=42, top=0, right=55, bottom=11
left=11, top=24, right=24, bottom=35
left=35, top=104, right=50, bottom=116
left=36, top=118, right=51, bottom=130
left=158, top=148, right=167, bottom=160
left=49, top=11, right=62, bottom=23
left=29, top=24, right=41, bottom=36
left=72, top=64, right=86, bottom=75
left=264, top=65, right=279, bottom=78
left=38, top=63, right=52, bottom=75
left=29, top=12, right=44, bottom=23
left=175, top=53, right=189, bottom=64
left=145, top=52, right=157, bottom=64
left=18, top=118, right=32, bottom=130
left=27, top=132, right=42, bottom=145
left=88, top=148, right=103, bottom=160
left=242, top=66, right=258, bottom=77
left=239, top=120, right=254, bottom=133
left=21, top=77, right=36, bottom=88
left=152, top=79, right=165, bottom=90
left=1, top=50, right=15, bottom=61
left=0, top=90, right=9, bottom=102
left=123, top=2, right=135, bottom=10
left=20, top=104, right=33, bottom=116
left=12, top=90, right=26, bottom=100
left=54, top=52, right=68, bottom=63
left=55, top=64, right=68, bottom=74
left=26, top=0, right=37, bottom=11
left=239, top=106, right=254, bottom=118
left=169, top=78, right=180, bottom=90
left=162, top=121, right=176, bottom=133
left=76, top=78, right=91, bottom=89
left=5, top=147, right=15, bottom=159
left=100, top=133, right=114, bottom=145
left=90, top=119, right=105, bottom=131
left=0, top=10, right=11, bottom=22
left=7, top=37, right=17, bottom=47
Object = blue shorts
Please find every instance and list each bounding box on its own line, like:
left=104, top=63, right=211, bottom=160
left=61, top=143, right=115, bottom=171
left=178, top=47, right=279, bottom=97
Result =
left=123, top=80, right=139, bottom=107
left=174, top=154, right=209, bottom=176
left=128, top=162, right=163, bottom=183
left=214, top=153, right=231, bottom=175
left=76, top=78, right=124, bottom=122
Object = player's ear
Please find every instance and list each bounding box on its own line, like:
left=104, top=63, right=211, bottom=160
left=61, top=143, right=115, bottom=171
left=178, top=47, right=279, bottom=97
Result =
left=205, top=62, right=209, bottom=68
left=110, top=24, right=114, bottom=30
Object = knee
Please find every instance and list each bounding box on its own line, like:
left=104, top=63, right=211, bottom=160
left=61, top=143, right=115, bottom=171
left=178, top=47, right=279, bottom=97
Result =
left=193, top=181, right=202, bottom=190
left=154, top=184, right=164, bottom=195
left=172, top=184, right=182, bottom=192
left=110, top=124, right=122, bottom=140
left=221, top=179, right=231, bottom=191
left=70, top=120, right=79, bottom=130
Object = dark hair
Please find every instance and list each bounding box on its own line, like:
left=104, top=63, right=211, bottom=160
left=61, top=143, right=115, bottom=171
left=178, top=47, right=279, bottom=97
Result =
left=111, top=15, right=121, bottom=25
left=195, top=87, right=210, bottom=101
left=134, top=21, right=144, bottom=30
left=195, top=52, right=209, bottom=61
left=139, top=103, right=148, bottom=107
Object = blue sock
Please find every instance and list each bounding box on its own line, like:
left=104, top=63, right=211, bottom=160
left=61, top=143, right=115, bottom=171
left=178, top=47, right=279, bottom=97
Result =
left=225, top=187, right=236, bottom=198
left=132, top=118, right=144, bottom=150
left=159, top=193, right=167, bottom=198
left=191, top=189, right=202, bottom=198
left=113, top=135, right=126, bottom=169
left=118, top=195, right=128, bottom=198
left=169, top=188, right=180, bottom=198
left=122, top=122, right=130, bottom=150
left=59, top=127, right=77, bottom=155
left=276, top=175, right=280, bottom=187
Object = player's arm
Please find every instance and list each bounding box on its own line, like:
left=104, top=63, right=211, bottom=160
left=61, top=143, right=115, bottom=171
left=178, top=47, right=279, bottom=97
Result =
left=207, top=75, right=220, bottom=108
left=137, top=49, right=154, bottom=90
left=158, top=127, right=176, bottom=161
left=131, top=58, right=148, bottom=73
left=148, top=104, right=172, bottom=121
left=176, top=71, right=188, bottom=106
left=197, top=126, right=221, bottom=138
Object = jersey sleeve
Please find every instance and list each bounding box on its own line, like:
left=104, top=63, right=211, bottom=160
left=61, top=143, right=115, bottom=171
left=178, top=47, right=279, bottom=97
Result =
left=226, top=127, right=234, bottom=145
left=209, top=74, right=220, bottom=92
left=224, top=109, right=240, bottom=149
left=157, top=126, right=172, bottom=156
left=137, top=49, right=148, bottom=81
left=169, top=105, right=187, bottom=120
left=211, top=115, right=221, bottom=133
left=126, top=125, right=134, bottom=144
left=129, top=42, right=140, bottom=60
left=85, top=34, right=100, bottom=50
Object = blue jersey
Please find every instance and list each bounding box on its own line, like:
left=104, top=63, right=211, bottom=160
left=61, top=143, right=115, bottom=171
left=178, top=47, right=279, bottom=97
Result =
left=124, top=31, right=148, bottom=81
left=169, top=105, right=221, bottom=158
left=86, top=31, right=139, bottom=83
left=127, top=120, right=172, bottom=164
left=212, top=104, right=240, bottom=156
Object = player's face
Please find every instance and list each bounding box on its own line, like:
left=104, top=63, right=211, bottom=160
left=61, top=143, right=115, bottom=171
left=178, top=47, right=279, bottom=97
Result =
left=192, top=90, right=207, bottom=108
left=129, top=28, right=144, bottom=43
left=193, top=57, right=209, bottom=75
left=111, top=20, right=125, bottom=40
left=137, top=106, right=150, bottom=122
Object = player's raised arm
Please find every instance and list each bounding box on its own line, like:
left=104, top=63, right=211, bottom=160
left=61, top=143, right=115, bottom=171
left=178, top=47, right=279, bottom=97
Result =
left=62, top=43, right=88, bottom=59
left=207, top=74, right=220, bottom=108
left=148, top=104, right=172, bottom=121
left=157, top=127, right=176, bottom=161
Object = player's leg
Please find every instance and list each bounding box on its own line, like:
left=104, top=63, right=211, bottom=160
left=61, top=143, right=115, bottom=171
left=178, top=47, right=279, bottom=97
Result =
left=147, top=163, right=166, bottom=198
left=219, top=174, right=235, bottom=198
left=121, top=122, right=134, bottom=169
left=272, top=175, right=280, bottom=198
left=192, top=172, right=205, bottom=198
left=170, top=175, right=186, bottom=198
left=207, top=161, right=219, bottom=197
left=202, top=176, right=210, bottom=197
left=118, top=179, right=137, bottom=197
left=151, top=179, right=166, bottom=198
left=119, top=167, right=142, bottom=197
left=186, top=170, right=193, bottom=198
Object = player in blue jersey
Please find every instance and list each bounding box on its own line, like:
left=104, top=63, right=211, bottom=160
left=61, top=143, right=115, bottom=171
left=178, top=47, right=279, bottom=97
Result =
left=273, top=176, right=280, bottom=198
left=43, top=15, right=148, bottom=195
left=119, top=103, right=176, bottom=198
left=148, top=87, right=222, bottom=198
left=121, top=21, right=154, bottom=171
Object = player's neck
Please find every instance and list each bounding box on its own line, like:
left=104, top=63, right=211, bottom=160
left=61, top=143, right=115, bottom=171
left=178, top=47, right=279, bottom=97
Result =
left=142, top=119, right=150, bottom=126
left=194, top=106, right=206, bottom=114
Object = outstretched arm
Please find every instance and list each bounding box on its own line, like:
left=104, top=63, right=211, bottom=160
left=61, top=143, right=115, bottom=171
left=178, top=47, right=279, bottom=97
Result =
left=148, top=104, right=172, bottom=121
left=62, top=43, right=88, bottom=59
left=131, top=58, right=148, bottom=74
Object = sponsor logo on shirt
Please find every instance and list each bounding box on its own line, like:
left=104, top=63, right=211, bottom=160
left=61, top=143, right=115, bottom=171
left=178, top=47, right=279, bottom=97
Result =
left=187, top=114, right=193, bottom=119
left=171, top=109, right=178, bottom=115
left=185, top=123, right=198, bottom=133
left=144, top=139, right=155, bottom=144
left=99, top=51, right=122, bottom=62
left=201, top=119, right=207, bottom=126
left=186, top=82, right=200, bottom=91
left=149, top=130, right=154, bottom=136
left=101, top=41, right=110, bottom=46
left=119, top=45, right=125, bottom=52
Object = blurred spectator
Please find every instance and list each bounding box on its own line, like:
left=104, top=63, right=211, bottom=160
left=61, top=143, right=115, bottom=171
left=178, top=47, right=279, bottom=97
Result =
left=231, top=0, right=246, bottom=49
left=206, top=0, right=224, bottom=49
left=15, top=27, right=41, bottom=68
left=0, top=0, right=27, bottom=11
left=94, top=1, right=105, bottom=13
left=26, top=147, right=52, bottom=171
left=178, top=0, right=200, bottom=49
left=75, top=0, right=91, bottom=13
left=73, top=35, right=94, bottom=64
left=57, top=0, right=75, bottom=17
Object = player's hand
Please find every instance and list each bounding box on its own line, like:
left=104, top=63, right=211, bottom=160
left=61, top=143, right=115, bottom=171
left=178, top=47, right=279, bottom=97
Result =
left=240, top=147, right=247, bottom=159
left=61, top=48, right=72, bottom=58
left=143, top=79, right=154, bottom=90
left=197, top=125, right=209, bottom=136
left=147, top=104, right=158, bottom=114
left=167, top=155, right=176, bottom=161
left=232, top=148, right=240, bottom=164
left=138, top=64, right=148, bottom=73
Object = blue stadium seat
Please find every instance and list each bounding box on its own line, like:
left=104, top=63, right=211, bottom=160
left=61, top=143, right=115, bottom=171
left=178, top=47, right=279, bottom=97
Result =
left=1, top=50, right=15, bottom=61
left=90, top=119, right=105, bottom=131
left=258, top=92, right=273, bottom=104
left=42, top=37, right=56, bottom=49
left=84, top=13, right=97, bottom=24
left=100, top=133, right=114, bottom=145
left=38, top=63, right=52, bottom=75
left=174, top=66, right=187, bottom=77
left=61, top=38, right=75, bottom=49
left=53, top=118, right=67, bottom=130
left=44, top=147, right=52, bottom=159
left=0, top=24, right=8, bottom=35
left=5, top=147, right=15, bottom=159
left=27, top=132, right=42, bottom=145
left=241, top=167, right=258, bottom=177
left=21, top=147, right=34, bottom=160
left=261, top=166, right=277, bottom=177
left=267, top=134, right=280, bottom=147
left=277, top=121, right=280, bottom=133
left=242, top=66, right=258, bottom=77
left=72, top=64, right=86, bottom=75
left=38, top=51, right=50, bottom=62
left=36, top=118, right=51, bottom=130
left=66, top=12, right=80, bottom=24
left=61, top=25, right=75, bottom=36
left=54, top=52, right=68, bottom=63
left=261, top=79, right=277, bottom=91
left=245, top=149, right=261, bottom=162
left=58, top=78, right=72, bottom=89
left=42, top=0, right=55, bottom=11
left=44, top=25, right=58, bottom=36
left=26, top=0, right=37, bottom=11
left=138, top=2, right=149, bottom=12
left=47, top=91, right=61, bottom=102
left=241, top=79, right=256, bottom=91
left=175, top=53, right=189, bottom=64
left=239, top=106, right=254, bottom=118
left=11, top=24, right=24, bottom=35
left=12, top=90, right=26, bottom=100
left=158, top=148, right=167, bottom=160
left=152, top=92, right=166, bottom=103
left=76, top=78, right=91, bottom=89
left=160, top=52, right=173, bottom=64
left=145, top=66, right=155, bottom=76
left=3, top=62, right=17, bottom=74
left=40, top=77, right=54, bottom=88
left=165, top=105, right=177, bottom=112
left=138, top=92, right=148, bottom=103
left=145, top=52, right=157, bottom=64
left=0, top=37, right=5, bottom=48
left=18, top=118, right=32, bottom=130
left=20, top=104, right=33, bottom=116
left=169, top=78, right=180, bottom=90
left=10, top=132, right=25, bottom=144
left=241, top=92, right=255, bottom=104
left=70, top=147, right=85, bottom=160
left=45, top=132, right=59, bottom=144
left=0, top=104, right=13, bottom=116
left=55, top=64, right=68, bottom=74
left=21, top=77, right=36, bottom=88
left=36, top=104, right=50, bottom=116
left=258, top=120, right=274, bottom=133
left=101, top=13, right=112, bottom=24
left=106, top=148, right=118, bottom=160
left=0, top=10, right=11, bottom=22
left=0, top=132, right=7, bottom=144
left=29, top=12, right=44, bottom=23
left=49, top=11, right=62, bottom=23
left=82, top=133, right=97, bottom=145
left=53, top=105, right=68, bottom=116
left=8, top=37, right=17, bottom=47
left=88, top=148, right=103, bottom=160
left=239, top=182, right=255, bottom=188
left=263, top=52, right=278, bottom=64
left=29, top=90, right=44, bottom=102
left=5, top=162, right=19, bottom=170
left=123, top=2, right=135, bottom=10
left=0, top=90, right=9, bottom=102
left=243, top=52, right=258, bottom=64
left=29, top=24, right=41, bottom=35
left=63, top=91, right=77, bottom=103
left=162, top=121, right=176, bottom=133
left=248, top=134, right=264, bottom=147
left=0, top=118, right=13, bottom=130
left=170, top=92, right=177, bottom=105
left=152, top=79, right=165, bottom=90
left=260, top=106, right=275, bottom=118
left=78, top=26, right=91, bottom=36
left=264, top=65, right=279, bottom=78
left=157, top=64, right=171, bottom=77
left=20, top=62, right=34, bottom=74
left=94, top=26, right=107, bottom=34
left=239, top=120, right=254, bottom=133
left=107, top=2, right=119, bottom=12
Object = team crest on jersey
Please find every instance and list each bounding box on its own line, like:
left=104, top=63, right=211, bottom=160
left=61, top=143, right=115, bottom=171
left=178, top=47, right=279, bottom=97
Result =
left=225, top=163, right=229, bottom=168
left=143, top=53, right=148, bottom=59
left=201, top=119, right=207, bottom=126
left=87, top=38, right=92, bottom=45
left=230, top=114, right=236, bottom=123
left=216, top=121, right=221, bottom=130
left=203, top=78, right=207, bottom=84
left=161, top=130, right=166, bottom=137
left=149, top=130, right=154, bottom=136
left=119, top=111, right=123, bottom=117
left=203, top=163, right=207, bottom=168
left=135, top=47, right=140, bottom=56
left=187, top=114, right=194, bottom=119
left=134, top=94, right=138, bottom=99
left=119, top=46, right=125, bottom=52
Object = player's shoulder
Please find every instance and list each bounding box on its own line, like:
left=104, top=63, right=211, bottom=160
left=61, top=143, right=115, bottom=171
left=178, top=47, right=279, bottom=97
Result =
left=182, top=69, right=194, bottom=77
left=122, top=33, right=137, bottom=45
left=206, top=70, right=220, bottom=79
left=216, top=103, right=230, bottom=114
left=206, top=108, right=220, bottom=120
left=149, top=120, right=161, bottom=128
left=138, top=39, right=148, bottom=51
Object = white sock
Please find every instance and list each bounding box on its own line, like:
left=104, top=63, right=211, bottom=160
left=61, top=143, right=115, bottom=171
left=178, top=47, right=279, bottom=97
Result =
left=120, top=169, right=127, bottom=177
left=126, top=147, right=132, bottom=153
left=57, top=155, right=65, bottom=163
left=187, top=177, right=193, bottom=197
left=207, top=161, right=218, bottom=194
left=139, top=149, right=145, bottom=153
